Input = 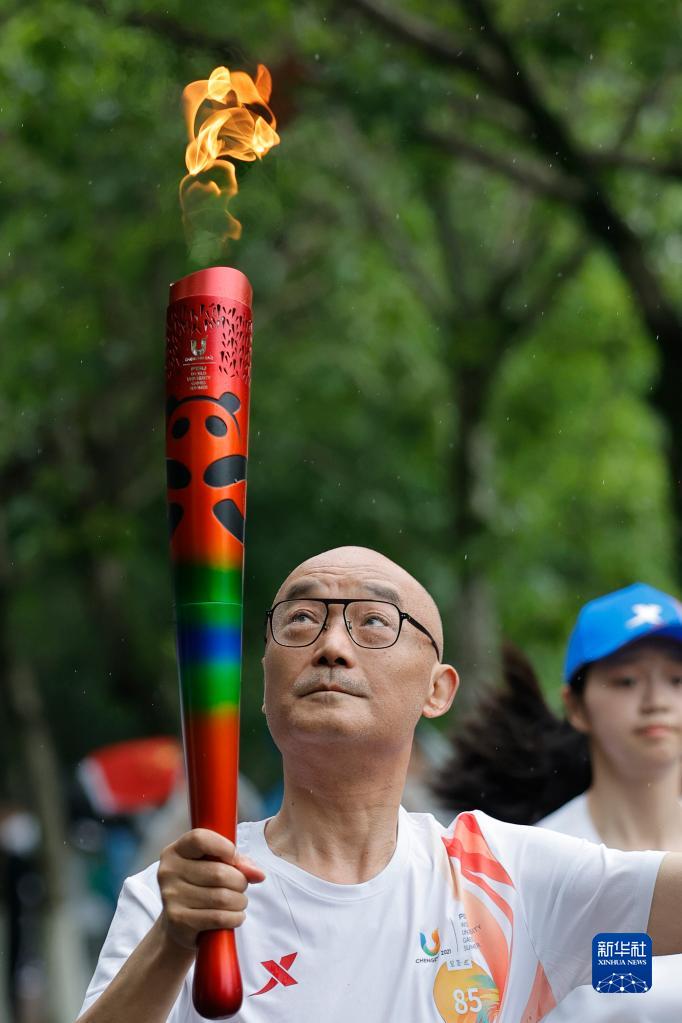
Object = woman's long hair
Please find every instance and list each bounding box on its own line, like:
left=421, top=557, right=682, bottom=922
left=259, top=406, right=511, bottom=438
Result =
left=433, top=644, right=591, bottom=825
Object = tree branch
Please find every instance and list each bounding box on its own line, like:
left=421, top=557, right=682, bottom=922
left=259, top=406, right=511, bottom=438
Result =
left=343, top=0, right=505, bottom=93
left=419, top=126, right=585, bottom=202
left=586, top=69, right=681, bottom=180
left=587, top=150, right=682, bottom=180
left=456, top=0, right=588, bottom=178
left=451, top=0, right=682, bottom=354
left=424, top=172, right=473, bottom=316
left=508, top=241, right=590, bottom=337
left=613, top=68, right=674, bottom=150
left=445, top=89, right=528, bottom=136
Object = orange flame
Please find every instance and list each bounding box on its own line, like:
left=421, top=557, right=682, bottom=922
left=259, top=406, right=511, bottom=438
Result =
left=180, top=64, right=280, bottom=244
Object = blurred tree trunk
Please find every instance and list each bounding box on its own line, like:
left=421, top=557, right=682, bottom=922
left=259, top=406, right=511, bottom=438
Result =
left=448, top=357, right=501, bottom=699
left=3, top=659, right=88, bottom=1023
left=0, top=511, right=87, bottom=1023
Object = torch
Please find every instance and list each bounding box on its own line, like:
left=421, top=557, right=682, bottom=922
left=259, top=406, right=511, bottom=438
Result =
left=165, top=66, right=279, bottom=1020
left=166, top=265, right=251, bottom=1018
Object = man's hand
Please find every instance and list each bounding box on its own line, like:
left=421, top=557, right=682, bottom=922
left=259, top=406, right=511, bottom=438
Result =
left=157, top=828, right=266, bottom=951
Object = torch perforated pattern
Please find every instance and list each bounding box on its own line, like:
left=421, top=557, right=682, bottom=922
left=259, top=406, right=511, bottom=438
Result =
left=166, top=301, right=252, bottom=385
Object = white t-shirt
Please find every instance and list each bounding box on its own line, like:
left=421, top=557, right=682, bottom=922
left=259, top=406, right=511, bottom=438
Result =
left=537, top=793, right=680, bottom=1023
left=537, top=793, right=600, bottom=843
left=80, top=808, right=663, bottom=1023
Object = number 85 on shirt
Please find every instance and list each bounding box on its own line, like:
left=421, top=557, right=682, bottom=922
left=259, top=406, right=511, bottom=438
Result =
left=433, top=961, right=500, bottom=1022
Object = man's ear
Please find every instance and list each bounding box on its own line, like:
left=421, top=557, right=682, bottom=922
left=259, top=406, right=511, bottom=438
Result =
left=562, top=684, right=590, bottom=734
left=422, top=663, right=459, bottom=720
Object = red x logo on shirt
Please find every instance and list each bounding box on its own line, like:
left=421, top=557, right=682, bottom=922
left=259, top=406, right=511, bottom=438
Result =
left=251, top=952, right=298, bottom=996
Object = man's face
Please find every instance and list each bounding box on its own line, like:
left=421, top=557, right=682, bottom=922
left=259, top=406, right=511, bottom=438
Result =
left=262, top=547, right=456, bottom=758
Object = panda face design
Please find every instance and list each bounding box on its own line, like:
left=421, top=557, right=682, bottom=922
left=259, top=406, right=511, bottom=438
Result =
left=166, top=390, right=248, bottom=563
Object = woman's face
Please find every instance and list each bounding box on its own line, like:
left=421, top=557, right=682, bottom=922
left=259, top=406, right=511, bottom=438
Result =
left=564, top=637, right=682, bottom=778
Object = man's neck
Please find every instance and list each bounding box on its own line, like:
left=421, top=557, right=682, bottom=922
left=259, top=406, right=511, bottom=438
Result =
left=264, top=751, right=409, bottom=884
left=587, top=754, right=682, bottom=852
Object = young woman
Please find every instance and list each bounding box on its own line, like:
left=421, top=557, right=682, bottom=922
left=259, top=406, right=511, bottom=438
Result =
left=435, top=582, right=682, bottom=1022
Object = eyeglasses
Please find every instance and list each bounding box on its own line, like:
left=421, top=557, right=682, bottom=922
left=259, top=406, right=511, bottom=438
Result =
left=265, top=598, right=441, bottom=661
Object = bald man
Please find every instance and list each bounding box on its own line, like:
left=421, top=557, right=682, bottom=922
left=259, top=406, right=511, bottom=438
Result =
left=79, top=547, right=682, bottom=1023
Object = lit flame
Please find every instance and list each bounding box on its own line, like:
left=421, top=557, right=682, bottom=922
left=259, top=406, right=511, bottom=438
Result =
left=180, top=64, right=280, bottom=244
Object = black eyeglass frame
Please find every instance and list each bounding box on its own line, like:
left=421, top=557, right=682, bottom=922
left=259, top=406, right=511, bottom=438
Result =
left=264, top=597, right=441, bottom=661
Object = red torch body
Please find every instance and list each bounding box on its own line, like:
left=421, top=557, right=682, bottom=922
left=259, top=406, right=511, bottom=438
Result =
left=165, top=266, right=252, bottom=1018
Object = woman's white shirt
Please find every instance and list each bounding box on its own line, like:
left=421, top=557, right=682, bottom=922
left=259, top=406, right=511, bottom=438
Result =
left=537, top=793, right=679, bottom=1023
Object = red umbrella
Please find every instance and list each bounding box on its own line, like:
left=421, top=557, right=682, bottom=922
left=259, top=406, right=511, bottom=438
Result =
left=78, top=737, right=184, bottom=816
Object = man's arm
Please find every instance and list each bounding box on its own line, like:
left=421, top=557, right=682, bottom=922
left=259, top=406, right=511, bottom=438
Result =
left=77, top=916, right=195, bottom=1023
left=468, top=813, right=667, bottom=1004
left=78, top=829, right=265, bottom=1023
left=647, top=852, right=682, bottom=955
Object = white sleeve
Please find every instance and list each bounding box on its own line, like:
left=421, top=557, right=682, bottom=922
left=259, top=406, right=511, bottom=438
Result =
left=478, top=813, right=664, bottom=1000
left=77, top=868, right=190, bottom=1022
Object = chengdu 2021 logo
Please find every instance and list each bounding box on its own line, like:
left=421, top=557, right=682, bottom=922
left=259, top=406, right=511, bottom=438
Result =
left=416, top=927, right=452, bottom=965
left=420, top=930, right=441, bottom=958
left=592, top=933, right=652, bottom=993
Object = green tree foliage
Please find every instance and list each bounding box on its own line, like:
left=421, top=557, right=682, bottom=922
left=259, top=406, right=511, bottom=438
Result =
left=0, top=0, right=679, bottom=807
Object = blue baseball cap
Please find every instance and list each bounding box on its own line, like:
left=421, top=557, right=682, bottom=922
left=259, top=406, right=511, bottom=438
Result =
left=564, top=582, right=682, bottom=684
